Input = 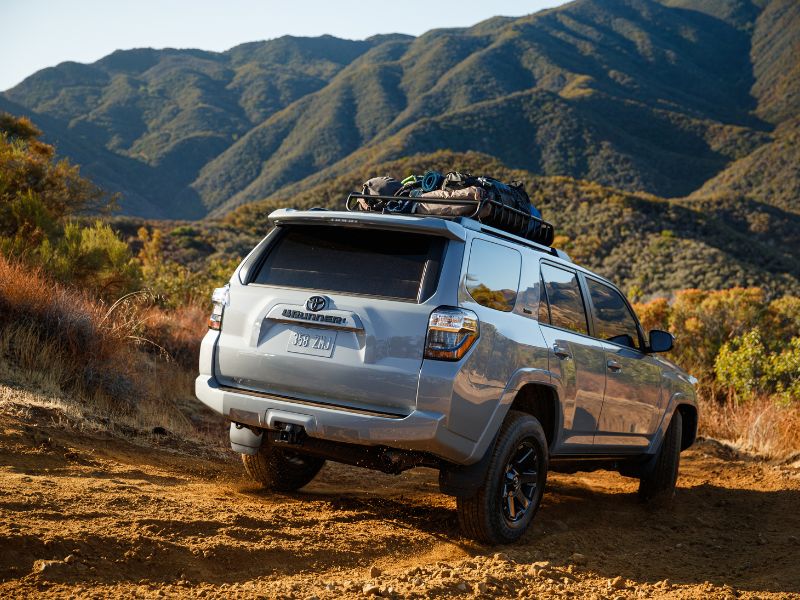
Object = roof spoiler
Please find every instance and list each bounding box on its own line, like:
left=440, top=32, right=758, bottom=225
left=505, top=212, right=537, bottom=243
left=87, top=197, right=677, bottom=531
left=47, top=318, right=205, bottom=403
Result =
left=267, top=208, right=467, bottom=241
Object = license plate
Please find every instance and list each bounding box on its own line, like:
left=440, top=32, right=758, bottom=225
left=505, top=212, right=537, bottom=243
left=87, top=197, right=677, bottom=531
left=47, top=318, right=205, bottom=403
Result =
left=286, top=327, right=337, bottom=358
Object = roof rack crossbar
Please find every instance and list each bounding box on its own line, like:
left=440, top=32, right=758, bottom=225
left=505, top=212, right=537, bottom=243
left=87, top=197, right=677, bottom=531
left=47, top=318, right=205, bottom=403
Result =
left=473, top=223, right=560, bottom=257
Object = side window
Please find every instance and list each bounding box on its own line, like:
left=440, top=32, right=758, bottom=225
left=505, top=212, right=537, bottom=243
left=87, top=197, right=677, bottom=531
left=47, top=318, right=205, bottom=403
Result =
left=465, top=239, right=521, bottom=312
left=586, top=278, right=641, bottom=349
left=540, top=264, right=589, bottom=335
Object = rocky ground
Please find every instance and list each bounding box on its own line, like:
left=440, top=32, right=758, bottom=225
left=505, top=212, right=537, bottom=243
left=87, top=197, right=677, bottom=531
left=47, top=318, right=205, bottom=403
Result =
left=1, top=385, right=799, bottom=599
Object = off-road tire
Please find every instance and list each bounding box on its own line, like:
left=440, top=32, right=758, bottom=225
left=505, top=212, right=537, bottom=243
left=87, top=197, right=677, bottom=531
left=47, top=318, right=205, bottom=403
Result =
left=456, top=411, right=548, bottom=545
left=242, top=444, right=325, bottom=492
left=638, top=411, right=682, bottom=502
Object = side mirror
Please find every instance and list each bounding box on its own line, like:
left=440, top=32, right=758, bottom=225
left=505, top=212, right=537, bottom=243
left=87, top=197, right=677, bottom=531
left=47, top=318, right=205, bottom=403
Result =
left=648, top=329, right=673, bottom=353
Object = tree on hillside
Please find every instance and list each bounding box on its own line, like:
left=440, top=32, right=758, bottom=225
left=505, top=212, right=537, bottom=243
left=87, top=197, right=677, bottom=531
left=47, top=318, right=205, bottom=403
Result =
left=0, top=112, right=140, bottom=297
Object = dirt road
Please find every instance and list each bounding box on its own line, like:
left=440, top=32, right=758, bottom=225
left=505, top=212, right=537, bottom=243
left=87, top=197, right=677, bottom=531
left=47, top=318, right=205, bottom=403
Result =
left=1, top=390, right=799, bottom=599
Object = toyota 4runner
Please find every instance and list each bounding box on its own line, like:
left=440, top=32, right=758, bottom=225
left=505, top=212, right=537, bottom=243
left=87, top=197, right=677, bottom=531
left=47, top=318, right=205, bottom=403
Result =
left=196, top=208, right=698, bottom=544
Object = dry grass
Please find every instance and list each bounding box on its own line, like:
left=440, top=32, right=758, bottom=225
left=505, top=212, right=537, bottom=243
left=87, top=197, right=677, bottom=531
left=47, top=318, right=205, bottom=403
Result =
left=698, top=395, right=800, bottom=461
left=139, top=304, right=208, bottom=368
left=0, top=256, right=218, bottom=442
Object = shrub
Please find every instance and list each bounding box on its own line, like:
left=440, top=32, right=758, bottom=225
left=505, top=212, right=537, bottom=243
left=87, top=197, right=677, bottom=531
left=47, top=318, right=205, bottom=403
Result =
left=40, top=220, right=142, bottom=297
left=0, top=113, right=140, bottom=299
left=0, top=256, right=138, bottom=405
left=0, top=255, right=208, bottom=436
left=634, top=288, right=800, bottom=406
left=714, top=327, right=799, bottom=402
left=137, top=225, right=237, bottom=308
left=768, top=337, right=800, bottom=402
left=0, top=114, right=110, bottom=237
left=714, top=329, right=770, bottom=399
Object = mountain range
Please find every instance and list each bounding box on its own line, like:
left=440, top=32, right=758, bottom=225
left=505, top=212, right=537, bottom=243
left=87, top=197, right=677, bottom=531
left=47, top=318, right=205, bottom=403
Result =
left=2, top=0, right=798, bottom=221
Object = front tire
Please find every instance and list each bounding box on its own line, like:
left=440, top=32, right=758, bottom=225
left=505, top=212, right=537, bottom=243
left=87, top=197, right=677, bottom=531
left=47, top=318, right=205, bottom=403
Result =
left=242, top=444, right=325, bottom=492
left=456, top=411, right=548, bottom=545
left=639, top=411, right=682, bottom=502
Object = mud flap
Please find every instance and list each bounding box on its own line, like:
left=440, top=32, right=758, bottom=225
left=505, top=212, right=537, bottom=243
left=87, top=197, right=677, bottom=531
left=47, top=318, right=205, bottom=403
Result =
left=628, top=410, right=682, bottom=479
left=230, top=422, right=263, bottom=455
left=438, top=434, right=497, bottom=497
left=620, top=439, right=663, bottom=479
left=618, top=455, right=654, bottom=478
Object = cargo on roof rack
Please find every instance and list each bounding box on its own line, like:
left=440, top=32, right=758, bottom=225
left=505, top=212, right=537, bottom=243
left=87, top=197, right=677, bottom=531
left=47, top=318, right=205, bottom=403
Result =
left=345, top=192, right=555, bottom=247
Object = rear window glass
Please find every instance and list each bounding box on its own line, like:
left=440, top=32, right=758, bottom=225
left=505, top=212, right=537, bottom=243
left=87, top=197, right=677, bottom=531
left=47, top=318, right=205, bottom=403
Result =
left=251, top=225, right=443, bottom=301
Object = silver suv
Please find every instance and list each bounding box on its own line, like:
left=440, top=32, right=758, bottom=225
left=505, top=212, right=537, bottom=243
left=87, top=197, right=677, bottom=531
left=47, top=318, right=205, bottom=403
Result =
left=196, top=208, right=697, bottom=544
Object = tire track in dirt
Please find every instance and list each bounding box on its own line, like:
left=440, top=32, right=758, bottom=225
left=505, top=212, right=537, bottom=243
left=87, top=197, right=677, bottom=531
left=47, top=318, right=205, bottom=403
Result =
left=0, top=400, right=798, bottom=599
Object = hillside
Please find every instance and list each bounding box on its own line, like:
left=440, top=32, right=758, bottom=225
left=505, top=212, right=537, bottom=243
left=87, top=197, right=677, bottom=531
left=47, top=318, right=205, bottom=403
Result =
left=688, top=0, right=800, bottom=211
left=690, top=116, right=800, bottom=212
left=3, top=0, right=799, bottom=219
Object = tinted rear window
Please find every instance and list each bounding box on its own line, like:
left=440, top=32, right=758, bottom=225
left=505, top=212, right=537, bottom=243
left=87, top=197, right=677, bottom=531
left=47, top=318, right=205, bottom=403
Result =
left=251, top=225, right=444, bottom=301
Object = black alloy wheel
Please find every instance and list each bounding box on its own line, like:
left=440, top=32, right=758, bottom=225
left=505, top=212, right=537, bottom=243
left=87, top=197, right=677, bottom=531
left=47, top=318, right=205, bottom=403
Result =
left=501, top=441, right=539, bottom=523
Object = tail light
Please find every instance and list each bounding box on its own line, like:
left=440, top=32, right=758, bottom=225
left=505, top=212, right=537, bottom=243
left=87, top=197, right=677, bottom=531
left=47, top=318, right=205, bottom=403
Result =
left=424, top=307, right=479, bottom=361
left=208, top=285, right=229, bottom=330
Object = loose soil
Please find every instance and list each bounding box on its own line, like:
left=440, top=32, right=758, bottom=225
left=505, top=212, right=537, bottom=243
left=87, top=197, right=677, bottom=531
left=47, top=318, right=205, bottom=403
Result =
left=1, top=388, right=799, bottom=599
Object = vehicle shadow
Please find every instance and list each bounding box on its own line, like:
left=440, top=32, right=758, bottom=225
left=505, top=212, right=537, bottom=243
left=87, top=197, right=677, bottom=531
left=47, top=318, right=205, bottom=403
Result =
left=532, top=478, right=800, bottom=593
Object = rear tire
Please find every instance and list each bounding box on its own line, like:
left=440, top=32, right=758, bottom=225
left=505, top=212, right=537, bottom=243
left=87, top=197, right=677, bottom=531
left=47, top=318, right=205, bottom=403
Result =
left=456, top=411, right=548, bottom=545
left=639, top=411, right=682, bottom=502
left=242, top=444, right=325, bottom=492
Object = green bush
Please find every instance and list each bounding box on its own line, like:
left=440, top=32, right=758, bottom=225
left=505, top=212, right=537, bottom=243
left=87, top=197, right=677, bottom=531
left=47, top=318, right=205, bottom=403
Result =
left=714, top=329, right=769, bottom=399
left=636, top=288, right=800, bottom=405
left=39, top=221, right=142, bottom=296
left=715, top=329, right=800, bottom=403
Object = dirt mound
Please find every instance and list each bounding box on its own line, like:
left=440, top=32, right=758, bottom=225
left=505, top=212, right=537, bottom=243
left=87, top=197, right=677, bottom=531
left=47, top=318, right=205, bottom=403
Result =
left=1, top=387, right=798, bottom=599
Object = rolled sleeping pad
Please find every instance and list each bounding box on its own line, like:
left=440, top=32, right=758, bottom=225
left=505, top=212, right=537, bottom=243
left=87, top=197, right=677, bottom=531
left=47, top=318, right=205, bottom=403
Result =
left=421, top=170, right=445, bottom=192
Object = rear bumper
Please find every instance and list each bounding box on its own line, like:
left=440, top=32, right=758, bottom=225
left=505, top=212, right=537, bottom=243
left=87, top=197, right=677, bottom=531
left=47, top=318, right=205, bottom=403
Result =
left=195, top=375, right=477, bottom=464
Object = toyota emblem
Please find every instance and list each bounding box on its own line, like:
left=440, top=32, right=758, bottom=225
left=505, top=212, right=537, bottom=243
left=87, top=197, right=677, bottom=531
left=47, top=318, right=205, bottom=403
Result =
left=305, top=295, right=327, bottom=312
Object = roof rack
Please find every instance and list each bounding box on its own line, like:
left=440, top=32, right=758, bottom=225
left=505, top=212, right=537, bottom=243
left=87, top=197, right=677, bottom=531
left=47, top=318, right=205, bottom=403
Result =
left=345, top=193, right=555, bottom=247
left=458, top=218, right=570, bottom=260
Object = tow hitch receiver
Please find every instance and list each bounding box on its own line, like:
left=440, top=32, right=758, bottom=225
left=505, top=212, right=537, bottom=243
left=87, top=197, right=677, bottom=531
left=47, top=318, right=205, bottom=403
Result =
left=274, top=422, right=306, bottom=445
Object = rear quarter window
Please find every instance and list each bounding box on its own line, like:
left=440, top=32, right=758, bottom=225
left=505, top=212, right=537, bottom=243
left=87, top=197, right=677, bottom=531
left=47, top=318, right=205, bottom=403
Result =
left=465, top=239, right=521, bottom=312
left=250, top=225, right=444, bottom=302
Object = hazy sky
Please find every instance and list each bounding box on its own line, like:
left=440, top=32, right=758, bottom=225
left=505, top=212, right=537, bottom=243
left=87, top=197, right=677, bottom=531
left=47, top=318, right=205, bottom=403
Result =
left=0, top=0, right=570, bottom=91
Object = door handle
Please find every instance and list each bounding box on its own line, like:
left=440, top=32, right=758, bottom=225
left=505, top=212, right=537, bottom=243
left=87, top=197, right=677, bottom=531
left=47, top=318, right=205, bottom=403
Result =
left=607, top=359, right=622, bottom=372
left=553, top=344, right=572, bottom=360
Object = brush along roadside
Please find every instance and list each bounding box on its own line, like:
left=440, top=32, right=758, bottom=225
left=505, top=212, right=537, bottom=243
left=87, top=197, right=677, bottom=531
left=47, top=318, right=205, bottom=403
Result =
left=0, top=256, right=220, bottom=442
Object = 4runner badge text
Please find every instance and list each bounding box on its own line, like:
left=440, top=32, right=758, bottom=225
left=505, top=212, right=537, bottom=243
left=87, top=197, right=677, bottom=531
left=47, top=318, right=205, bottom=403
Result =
left=281, top=309, right=347, bottom=325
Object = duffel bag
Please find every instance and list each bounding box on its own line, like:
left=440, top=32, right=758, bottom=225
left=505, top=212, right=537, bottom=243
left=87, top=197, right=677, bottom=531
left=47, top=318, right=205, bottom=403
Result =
left=415, top=185, right=491, bottom=217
